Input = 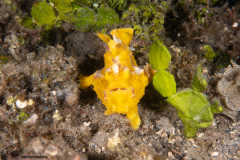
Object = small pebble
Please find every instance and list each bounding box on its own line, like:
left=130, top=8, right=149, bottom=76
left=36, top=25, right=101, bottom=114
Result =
left=211, top=152, right=219, bottom=157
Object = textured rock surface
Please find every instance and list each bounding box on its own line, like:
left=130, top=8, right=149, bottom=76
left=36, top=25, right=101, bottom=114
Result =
left=217, top=61, right=240, bottom=111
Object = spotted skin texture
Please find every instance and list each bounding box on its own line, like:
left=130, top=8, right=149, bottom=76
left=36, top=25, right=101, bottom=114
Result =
left=80, top=28, right=148, bottom=129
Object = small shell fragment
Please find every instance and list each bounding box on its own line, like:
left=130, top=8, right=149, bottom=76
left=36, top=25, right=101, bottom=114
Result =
left=232, top=22, right=238, bottom=27
left=16, top=100, right=28, bottom=109
left=16, top=99, right=34, bottom=109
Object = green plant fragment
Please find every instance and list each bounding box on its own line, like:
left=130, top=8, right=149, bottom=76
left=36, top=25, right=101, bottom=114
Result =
left=74, top=7, right=97, bottom=32
left=196, top=0, right=219, bottom=5
left=107, top=0, right=128, bottom=11
left=58, top=12, right=76, bottom=23
left=153, top=70, right=176, bottom=98
left=93, top=6, right=119, bottom=30
left=31, top=1, right=56, bottom=26
left=167, top=89, right=214, bottom=138
left=4, top=0, right=12, bottom=5
left=21, top=16, right=34, bottom=29
left=50, top=0, right=72, bottom=13
left=54, top=20, right=63, bottom=28
left=191, top=66, right=208, bottom=92
left=203, top=45, right=216, bottom=62
left=149, top=40, right=171, bottom=70
left=210, top=100, right=223, bottom=114
left=121, top=2, right=167, bottom=42
left=16, top=111, right=29, bottom=122
left=73, top=0, right=93, bottom=7
left=71, top=2, right=81, bottom=12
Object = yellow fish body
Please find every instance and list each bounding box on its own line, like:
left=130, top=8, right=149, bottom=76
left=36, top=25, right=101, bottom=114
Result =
left=80, top=28, right=148, bottom=129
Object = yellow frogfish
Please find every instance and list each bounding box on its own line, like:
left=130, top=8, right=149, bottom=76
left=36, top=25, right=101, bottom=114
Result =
left=79, top=28, right=150, bottom=129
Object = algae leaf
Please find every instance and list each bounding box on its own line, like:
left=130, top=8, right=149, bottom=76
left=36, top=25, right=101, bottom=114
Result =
left=149, top=40, right=171, bottom=70
left=191, top=65, right=208, bottom=92
left=73, top=0, right=93, bottom=7
left=94, top=6, right=119, bottom=30
left=21, top=16, right=34, bottom=29
left=50, top=0, right=72, bottom=13
left=58, top=12, right=76, bottom=23
left=167, top=89, right=214, bottom=138
left=50, top=0, right=74, bottom=22
left=31, top=1, right=56, bottom=26
left=153, top=70, right=176, bottom=98
left=74, top=7, right=97, bottom=32
left=16, top=111, right=29, bottom=122
left=203, top=45, right=216, bottom=62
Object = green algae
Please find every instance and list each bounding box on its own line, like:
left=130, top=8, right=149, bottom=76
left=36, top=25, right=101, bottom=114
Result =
left=74, top=7, right=97, bottom=32
left=121, top=1, right=167, bottom=41
left=30, top=1, right=56, bottom=26
left=93, top=6, right=119, bottom=30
